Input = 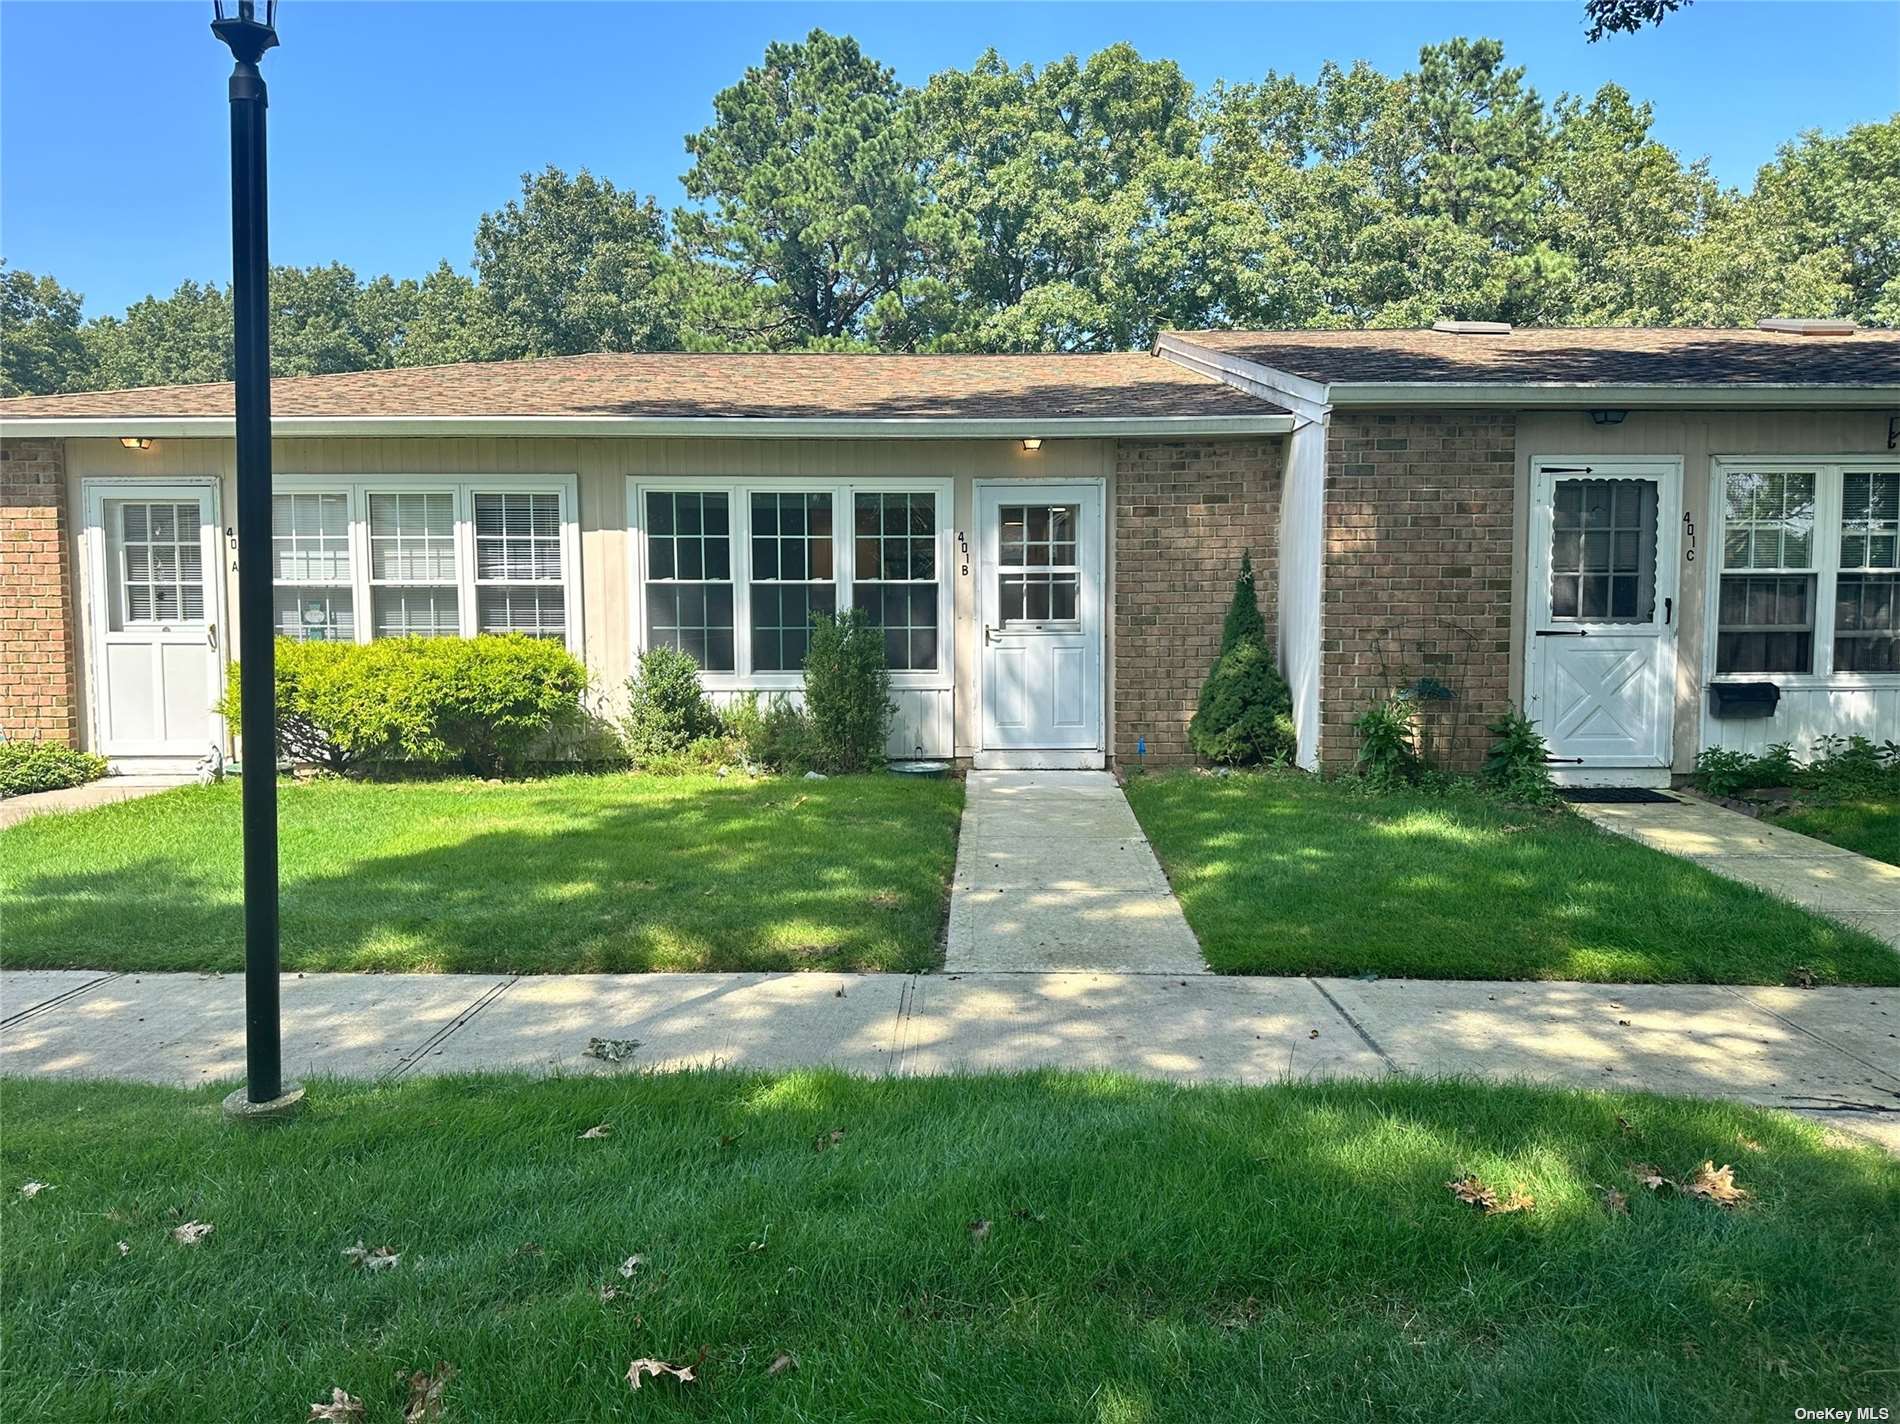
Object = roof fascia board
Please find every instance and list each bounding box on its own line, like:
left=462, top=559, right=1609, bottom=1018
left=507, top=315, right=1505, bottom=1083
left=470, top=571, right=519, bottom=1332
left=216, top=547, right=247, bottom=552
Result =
left=1154, top=334, right=1331, bottom=418
left=1327, top=383, right=1900, bottom=409
left=0, top=413, right=1295, bottom=440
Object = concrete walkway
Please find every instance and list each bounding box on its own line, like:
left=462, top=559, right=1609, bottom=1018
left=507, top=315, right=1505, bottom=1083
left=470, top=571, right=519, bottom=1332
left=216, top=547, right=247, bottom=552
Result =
left=1574, top=793, right=1900, bottom=949
left=943, top=771, right=1204, bottom=973
left=0, top=777, right=185, bottom=830
left=5, top=969, right=1895, bottom=1149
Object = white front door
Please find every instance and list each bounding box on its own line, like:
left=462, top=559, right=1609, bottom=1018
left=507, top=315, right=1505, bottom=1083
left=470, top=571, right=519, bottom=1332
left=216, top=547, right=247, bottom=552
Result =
left=1525, top=459, right=1682, bottom=783
left=84, top=483, right=225, bottom=766
left=976, top=482, right=1104, bottom=769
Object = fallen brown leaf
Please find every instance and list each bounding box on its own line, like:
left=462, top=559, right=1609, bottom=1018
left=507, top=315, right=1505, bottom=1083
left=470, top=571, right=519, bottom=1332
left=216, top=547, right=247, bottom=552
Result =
left=626, top=1358, right=697, bottom=1390
left=514, top=1241, right=543, bottom=1258
left=584, top=1037, right=641, bottom=1063
left=579, top=1123, right=612, bottom=1140
left=171, top=1220, right=214, bottom=1246
left=597, top=1283, right=620, bottom=1302
left=618, top=1254, right=644, bottom=1278
left=1788, top=965, right=1817, bottom=989
left=814, top=1128, right=845, bottom=1153
left=1630, top=1162, right=1672, bottom=1192
left=1615, top=1115, right=1635, bottom=1137
left=18, top=1181, right=52, bottom=1199
left=767, top=1352, right=796, bottom=1377
left=1445, top=1175, right=1533, bottom=1215
left=967, top=1218, right=992, bottom=1243
left=402, top=1361, right=456, bottom=1423
left=1682, top=1161, right=1750, bottom=1209
left=307, top=1387, right=366, bottom=1422
left=1599, top=1187, right=1630, bottom=1216
left=341, top=1240, right=400, bottom=1271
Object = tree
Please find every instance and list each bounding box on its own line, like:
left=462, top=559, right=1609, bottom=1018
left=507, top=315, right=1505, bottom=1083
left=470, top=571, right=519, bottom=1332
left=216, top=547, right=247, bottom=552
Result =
left=474, top=166, right=681, bottom=357
left=270, top=262, right=399, bottom=376
left=0, top=266, right=93, bottom=396
left=1585, top=0, right=1691, bottom=43
left=1188, top=551, right=1295, bottom=766
left=392, top=262, right=508, bottom=367
left=916, top=44, right=1212, bottom=350
left=84, top=280, right=234, bottom=390
left=677, top=29, right=926, bottom=349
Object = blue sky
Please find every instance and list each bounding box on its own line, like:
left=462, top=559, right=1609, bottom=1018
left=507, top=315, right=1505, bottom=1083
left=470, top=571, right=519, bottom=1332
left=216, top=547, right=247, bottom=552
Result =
left=3, top=1, right=1895, bottom=320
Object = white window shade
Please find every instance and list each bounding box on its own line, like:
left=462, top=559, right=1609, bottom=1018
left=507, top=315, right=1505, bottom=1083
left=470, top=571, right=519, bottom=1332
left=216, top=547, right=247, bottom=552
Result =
left=271, top=491, right=353, bottom=640
left=369, top=491, right=458, bottom=637
left=474, top=491, right=566, bottom=639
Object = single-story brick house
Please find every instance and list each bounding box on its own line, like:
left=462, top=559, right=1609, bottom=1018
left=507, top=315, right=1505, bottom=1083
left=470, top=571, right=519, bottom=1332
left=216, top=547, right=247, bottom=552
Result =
left=2, top=322, right=1896, bottom=785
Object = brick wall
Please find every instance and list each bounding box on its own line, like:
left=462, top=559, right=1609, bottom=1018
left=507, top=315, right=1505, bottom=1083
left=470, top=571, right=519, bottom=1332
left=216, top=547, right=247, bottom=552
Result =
left=1320, top=411, right=1515, bottom=772
left=1113, top=437, right=1283, bottom=765
left=0, top=438, right=79, bottom=745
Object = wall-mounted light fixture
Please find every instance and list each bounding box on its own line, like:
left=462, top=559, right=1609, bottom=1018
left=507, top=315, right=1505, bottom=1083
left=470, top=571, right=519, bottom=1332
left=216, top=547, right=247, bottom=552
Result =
left=1021, top=437, right=1043, bottom=452
left=1588, top=409, right=1628, bottom=426
left=119, top=437, right=153, bottom=451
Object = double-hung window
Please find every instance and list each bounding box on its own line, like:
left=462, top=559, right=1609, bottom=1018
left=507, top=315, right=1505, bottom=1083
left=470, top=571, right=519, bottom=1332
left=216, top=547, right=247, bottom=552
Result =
left=271, top=492, right=354, bottom=640
left=265, top=476, right=579, bottom=650
left=634, top=481, right=949, bottom=682
left=1714, top=460, right=1900, bottom=678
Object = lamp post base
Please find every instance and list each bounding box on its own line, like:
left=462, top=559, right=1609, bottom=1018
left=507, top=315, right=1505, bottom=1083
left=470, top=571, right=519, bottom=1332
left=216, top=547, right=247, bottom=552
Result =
left=222, top=1081, right=305, bottom=1123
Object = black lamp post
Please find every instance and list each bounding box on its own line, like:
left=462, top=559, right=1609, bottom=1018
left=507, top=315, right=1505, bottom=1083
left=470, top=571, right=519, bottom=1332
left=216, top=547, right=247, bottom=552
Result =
left=211, top=1, right=296, bottom=1117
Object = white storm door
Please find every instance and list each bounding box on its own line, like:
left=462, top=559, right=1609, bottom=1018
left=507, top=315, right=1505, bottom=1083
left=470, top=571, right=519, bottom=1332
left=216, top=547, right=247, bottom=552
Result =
left=977, top=483, right=1103, bottom=756
left=86, top=485, right=223, bottom=760
left=1526, top=460, right=1681, bottom=772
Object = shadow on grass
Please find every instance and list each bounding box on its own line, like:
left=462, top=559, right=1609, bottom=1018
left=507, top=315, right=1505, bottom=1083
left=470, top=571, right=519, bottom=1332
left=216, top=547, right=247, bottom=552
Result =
left=1, top=776, right=962, bottom=974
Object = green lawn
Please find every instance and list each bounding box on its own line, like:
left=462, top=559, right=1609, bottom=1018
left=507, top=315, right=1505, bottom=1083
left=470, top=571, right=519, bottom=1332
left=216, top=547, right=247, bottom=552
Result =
left=1773, top=798, right=1900, bottom=866
left=1126, top=771, right=1900, bottom=985
left=0, top=773, right=962, bottom=974
left=3, top=1072, right=1894, bottom=1423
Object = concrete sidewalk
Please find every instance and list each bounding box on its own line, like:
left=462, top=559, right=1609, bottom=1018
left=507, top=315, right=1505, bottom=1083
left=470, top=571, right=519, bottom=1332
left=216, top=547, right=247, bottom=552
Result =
left=1574, top=793, right=1900, bottom=948
left=0, top=777, right=184, bottom=830
left=944, top=771, right=1204, bottom=973
left=5, top=969, right=1895, bottom=1149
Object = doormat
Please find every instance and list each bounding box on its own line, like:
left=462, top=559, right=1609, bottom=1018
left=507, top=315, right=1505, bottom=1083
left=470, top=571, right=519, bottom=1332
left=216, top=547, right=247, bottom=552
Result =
left=1558, top=788, right=1680, bottom=805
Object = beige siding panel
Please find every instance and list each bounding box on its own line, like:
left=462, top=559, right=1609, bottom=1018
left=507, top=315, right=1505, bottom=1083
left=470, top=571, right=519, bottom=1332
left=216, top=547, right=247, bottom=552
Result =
left=63, top=435, right=1110, bottom=758
left=1514, top=410, right=1895, bottom=771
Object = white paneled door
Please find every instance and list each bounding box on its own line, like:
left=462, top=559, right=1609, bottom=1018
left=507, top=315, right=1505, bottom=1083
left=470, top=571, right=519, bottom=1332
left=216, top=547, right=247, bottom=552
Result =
left=976, top=481, right=1104, bottom=769
left=1525, top=459, right=1682, bottom=783
left=84, top=482, right=225, bottom=766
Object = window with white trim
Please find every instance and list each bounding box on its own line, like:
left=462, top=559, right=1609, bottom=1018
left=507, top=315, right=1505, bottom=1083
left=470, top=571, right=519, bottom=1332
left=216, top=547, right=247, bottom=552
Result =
left=636, top=482, right=949, bottom=681
left=109, top=500, right=205, bottom=629
left=644, top=490, right=735, bottom=671
left=852, top=492, right=940, bottom=672
left=271, top=492, right=353, bottom=640
left=369, top=491, right=459, bottom=637
left=474, top=491, right=566, bottom=639
left=1835, top=471, right=1900, bottom=673
left=1717, top=470, right=1815, bottom=674
left=1714, top=461, right=1900, bottom=678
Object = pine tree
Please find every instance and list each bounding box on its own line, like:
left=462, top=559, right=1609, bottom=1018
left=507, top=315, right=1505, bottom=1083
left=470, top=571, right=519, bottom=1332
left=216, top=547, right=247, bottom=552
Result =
left=1189, top=551, right=1296, bottom=766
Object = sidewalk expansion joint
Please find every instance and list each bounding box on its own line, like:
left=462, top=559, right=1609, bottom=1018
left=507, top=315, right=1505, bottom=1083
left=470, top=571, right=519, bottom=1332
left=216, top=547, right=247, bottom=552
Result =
left=1720, top=985, right=1900, bottom=1090
left=1, top=972, right=122, bottom=1029
left=380, top=976, right=518, bottom=1081
left=886, top=975, right=919, bottom=1075
left=1308, top=978, right=1399, bottom=1074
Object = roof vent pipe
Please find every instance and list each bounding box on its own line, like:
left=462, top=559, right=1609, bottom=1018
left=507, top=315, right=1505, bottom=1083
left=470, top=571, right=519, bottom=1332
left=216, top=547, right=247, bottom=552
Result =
left=1756, top=318, right=1858, bottom=335
left=1430, top=320, right=1513, bottom=335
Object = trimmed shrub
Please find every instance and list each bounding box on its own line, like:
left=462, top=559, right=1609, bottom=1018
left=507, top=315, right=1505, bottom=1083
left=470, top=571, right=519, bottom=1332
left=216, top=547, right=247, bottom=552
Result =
left=803, top=609, right=894, bottom=773
left=1189, top=552, right=1296, bottom=766
left=1481, top=710, right=1558, bottom=805
left=723, top=692, right=819, bottom=773
left=622, top=645, right=720, bottom=762
left=0, top=740, right=109, bottom=798
left=224, top=635, right=587, bottom=776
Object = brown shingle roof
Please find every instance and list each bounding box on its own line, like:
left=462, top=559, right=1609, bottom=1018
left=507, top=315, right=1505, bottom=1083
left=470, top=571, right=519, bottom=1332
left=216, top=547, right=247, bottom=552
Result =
left=1167, top=327, right=1900, bottom=388
left=0, top=351, right=1285, bottom=421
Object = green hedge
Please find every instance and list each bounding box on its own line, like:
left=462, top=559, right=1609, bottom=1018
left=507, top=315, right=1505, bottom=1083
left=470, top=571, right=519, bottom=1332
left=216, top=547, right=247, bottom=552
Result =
left=222, top=635, right=588, bottom=777
left=0, top=741, right=109, bottom=798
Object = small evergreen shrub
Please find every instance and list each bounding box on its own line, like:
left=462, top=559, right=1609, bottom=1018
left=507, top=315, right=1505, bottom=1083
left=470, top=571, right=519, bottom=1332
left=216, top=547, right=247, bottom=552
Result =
left=622, top=645, right=720, bottom=762
left=1353, top=693, right=1423, bottom=789
left=1189, top=551, right=1296, bottom=766
left=802, top=609, right=894, bottom=773
left=0, top=740, right=109, bottom=798
left=1481, top=710, right=1558, bottom=805
left=225, top=635, right=587, bottom=776
left=723, top=692, right=819, bottom=773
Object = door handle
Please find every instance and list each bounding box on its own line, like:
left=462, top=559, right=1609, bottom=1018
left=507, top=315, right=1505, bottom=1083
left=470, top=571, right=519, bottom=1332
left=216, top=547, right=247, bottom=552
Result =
left=1663, top=597, right=1673, bottom=626
left=207, top=623, right=218, bottom=651
left=984, top=624, right=997, bottom=646
left=1535, top=629, right=1589, bottom=637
